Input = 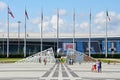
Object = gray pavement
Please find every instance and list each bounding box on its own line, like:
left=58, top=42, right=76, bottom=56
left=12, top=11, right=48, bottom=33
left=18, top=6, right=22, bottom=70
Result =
left=0, top=62, right=120, bottom=80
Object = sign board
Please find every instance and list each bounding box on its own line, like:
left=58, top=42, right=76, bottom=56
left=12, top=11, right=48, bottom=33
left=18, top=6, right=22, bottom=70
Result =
left=63, top=43, right=76, bottom=50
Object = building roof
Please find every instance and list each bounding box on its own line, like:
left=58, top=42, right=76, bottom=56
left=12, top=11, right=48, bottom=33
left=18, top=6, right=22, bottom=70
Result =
left=0, top=32, right=120, bottom=39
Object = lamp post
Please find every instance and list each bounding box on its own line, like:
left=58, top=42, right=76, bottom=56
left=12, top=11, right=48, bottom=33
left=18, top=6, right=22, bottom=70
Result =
left=18, top=21, right=21, bottom=54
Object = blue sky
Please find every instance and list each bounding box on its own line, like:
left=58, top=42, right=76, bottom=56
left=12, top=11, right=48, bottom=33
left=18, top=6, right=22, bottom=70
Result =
left=0, top=0, right=120, bottom=35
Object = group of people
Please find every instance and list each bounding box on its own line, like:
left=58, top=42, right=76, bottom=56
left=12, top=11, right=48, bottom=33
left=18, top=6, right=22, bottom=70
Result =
left=39, top=57, right=47, bottom=65
left=91, top=60, right=102, bottom=73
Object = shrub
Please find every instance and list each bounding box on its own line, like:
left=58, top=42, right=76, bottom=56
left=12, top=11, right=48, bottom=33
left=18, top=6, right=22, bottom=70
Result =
left=91, top=54, right=120, bottom=58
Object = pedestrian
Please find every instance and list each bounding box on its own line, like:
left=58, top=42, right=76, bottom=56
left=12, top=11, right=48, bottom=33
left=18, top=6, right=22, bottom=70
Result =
left=39, top=57, right=41, bottom=63
left=97, top=60, right=102, bottom=73
left=72, top=59, right=74, bottom=65
left=69, top=58, right=73, bottom=65
left=44, top=58, right=47, bottom=65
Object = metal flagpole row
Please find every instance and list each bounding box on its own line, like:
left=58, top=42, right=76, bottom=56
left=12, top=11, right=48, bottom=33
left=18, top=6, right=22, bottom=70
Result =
left=5, top=8, right=110, bottom=58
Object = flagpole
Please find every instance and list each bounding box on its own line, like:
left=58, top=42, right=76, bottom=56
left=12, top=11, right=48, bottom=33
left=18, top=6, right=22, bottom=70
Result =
left=89, top=9, right=91, bottom=57
left=18, top=21, right=21, bottom=54
left=105, top=10, right=108, bottom=58
left=24, top=10, right=26, bottom=57
left=2, top=34, right=4, bottom=55
left=7, top=7, right=14, bottom=57
left=57, top=8, right=59, bottom=56
left=7, top=7, right=9, bottom=58
left=40, top=9, right=43, bottom=54
left=73, top=9, right=75, bottom=52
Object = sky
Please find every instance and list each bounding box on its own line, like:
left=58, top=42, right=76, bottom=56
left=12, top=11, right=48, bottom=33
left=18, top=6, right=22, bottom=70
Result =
left=0, top=0, right=120, bottom=36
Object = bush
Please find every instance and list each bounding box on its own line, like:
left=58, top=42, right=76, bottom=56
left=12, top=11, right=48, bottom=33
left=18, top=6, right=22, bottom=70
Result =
left=0, top=54, right=7, bottom=58
left=9, top=54, right=24, bottom=58
left=91, top=54, right=105, bottom=58
left=91, top=54, right=120, bottom=58
left=0, top=53, right=34, bottom=58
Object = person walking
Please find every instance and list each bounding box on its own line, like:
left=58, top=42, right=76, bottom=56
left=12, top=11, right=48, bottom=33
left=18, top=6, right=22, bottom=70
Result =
left=97, top=60, right=102, bottom=73
left=39, top=57, right=41, bottom=63
left=44, top=58, right=47, bottom=65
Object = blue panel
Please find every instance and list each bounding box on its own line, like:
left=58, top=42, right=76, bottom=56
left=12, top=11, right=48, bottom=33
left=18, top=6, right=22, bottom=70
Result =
left=116, top=41, right=120, bottom=54
left=102, top=41, right=105, bottom=53
left=108, top=42, right=111, bottom=53
left=91, top=48, right=96, bottom=54
left=77, top=42, right=84, bottom=52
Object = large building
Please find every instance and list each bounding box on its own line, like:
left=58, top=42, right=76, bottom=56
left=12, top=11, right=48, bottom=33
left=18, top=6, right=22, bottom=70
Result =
left=0, top=32, right=120, bottom=56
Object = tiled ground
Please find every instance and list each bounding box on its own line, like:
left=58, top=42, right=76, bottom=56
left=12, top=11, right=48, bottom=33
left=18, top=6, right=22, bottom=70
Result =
left=0, top=62, right=120, bottom=80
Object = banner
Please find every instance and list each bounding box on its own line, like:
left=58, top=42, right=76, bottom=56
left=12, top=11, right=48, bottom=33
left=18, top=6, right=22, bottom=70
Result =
left=63, top=43, right=76, bottom=50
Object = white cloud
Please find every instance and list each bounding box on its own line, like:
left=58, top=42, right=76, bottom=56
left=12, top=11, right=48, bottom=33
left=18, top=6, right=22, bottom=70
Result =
left=0, top=22, right=4, bottom=32
left=50, top=15, right=64, bottom=29
left=38, top=21, right=50, bottom=31
left=0, top=1, right=7, bottom=11
left=50, top=15, right=57, bottom=28
left=0, top=29, right=3, bottom=32
left=31, top=17, right=40, bottom=24
left=59, top=9, right=66, bottom=15
left=18, top=10, right=120, bottom=35
left=94, top=11, right=106, bottom=25
left=31, top=14, right=65, bottom=33
left=0, top=21, right=18, bottom=32
left=80, top=22, right=89, bottom=29
left=43, top=21, right=49, bottom=28
left=10, top=22, right=18, bottom=28
left=2, top=22, right=18, bottom=28
left=93, top=11, right=120, bottom=35
left=0, top=22, right=2, bottom=25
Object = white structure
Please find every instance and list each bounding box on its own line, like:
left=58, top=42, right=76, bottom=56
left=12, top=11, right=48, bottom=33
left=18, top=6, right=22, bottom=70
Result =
left=66, top=48, right=84, bottom=63
left=66, top=48, right=95, bottom=63
left=15, top=48, right=55, bottom=63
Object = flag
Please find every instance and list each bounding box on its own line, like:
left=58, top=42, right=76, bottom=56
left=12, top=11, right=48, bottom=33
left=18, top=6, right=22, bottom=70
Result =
left=8, top=7, right=14, bottom=18
left=106, top=11, right=110, bottom=21
left=25, top=9, right=29, bottom=19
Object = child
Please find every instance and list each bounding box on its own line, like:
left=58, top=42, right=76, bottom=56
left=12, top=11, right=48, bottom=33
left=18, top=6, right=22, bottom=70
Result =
left=91, top=63, right=96, bottom=72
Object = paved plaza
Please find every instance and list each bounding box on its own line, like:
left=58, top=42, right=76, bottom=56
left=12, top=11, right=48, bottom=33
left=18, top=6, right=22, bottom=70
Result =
left=0, top=62, right=120, bottom=80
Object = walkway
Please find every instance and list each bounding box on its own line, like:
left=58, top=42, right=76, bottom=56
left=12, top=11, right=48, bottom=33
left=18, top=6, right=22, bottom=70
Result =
left=0, top=62, right=120, bottom=80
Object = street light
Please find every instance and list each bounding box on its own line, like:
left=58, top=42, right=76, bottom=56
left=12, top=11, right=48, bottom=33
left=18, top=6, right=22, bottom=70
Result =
left=18, top=21, right=21, bottom=54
